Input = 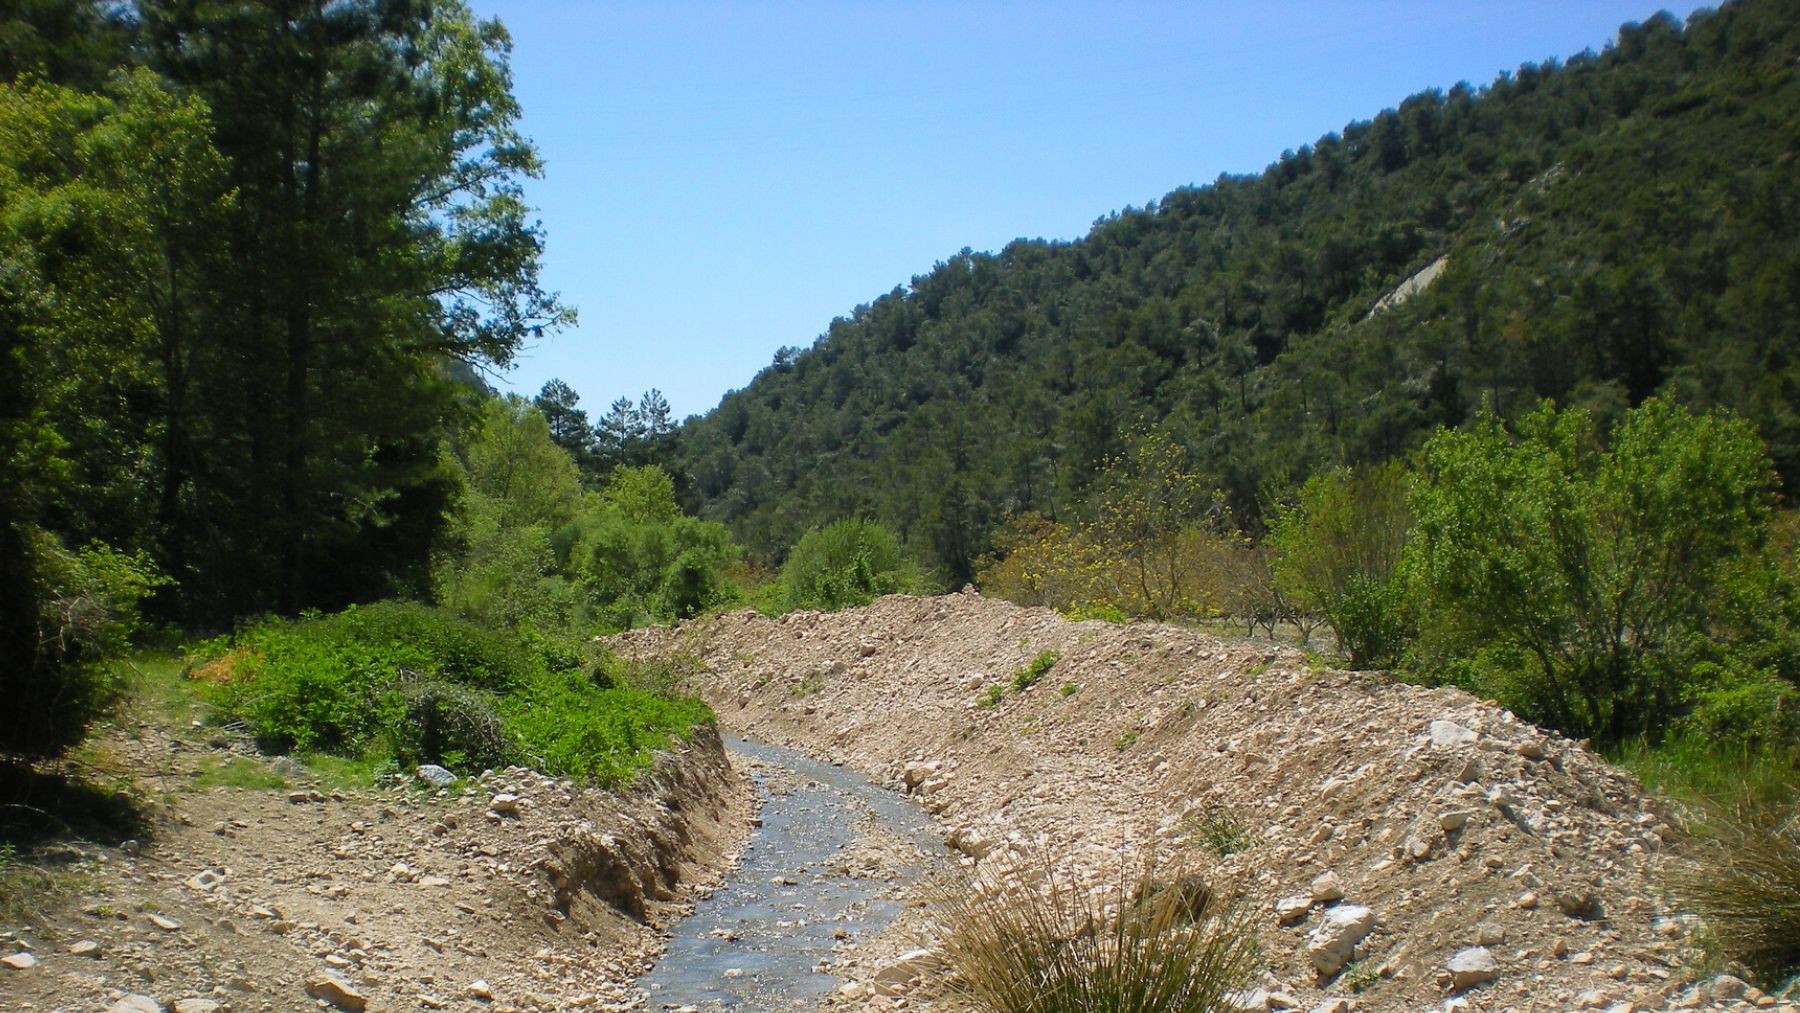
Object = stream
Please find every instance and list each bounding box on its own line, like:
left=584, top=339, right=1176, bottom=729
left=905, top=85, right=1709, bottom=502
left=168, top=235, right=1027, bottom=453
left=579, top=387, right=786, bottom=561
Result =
left=636, top=737, right=954, bottom=1010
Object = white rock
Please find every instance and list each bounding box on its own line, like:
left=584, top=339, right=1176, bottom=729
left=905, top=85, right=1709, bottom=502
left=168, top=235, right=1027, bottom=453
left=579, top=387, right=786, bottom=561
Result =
left=1310, top=1000, right=1352, bottom=1013
left=1440, top=811, right=1474, bottom=831
left=1429, top=720, right=1478, bottom=749
left=109, top=997, right=162, bottom=1013
left=1, top=952, right=38, bottom=970
left=874, top=947, right=939, bottom=986
left=1310, top=870, right=1345, bottom=902
left=467, top=978, right=495, bottom=1000
left=173, top=1000, right=223, bottom=1013
left=1306, top=904, right=1375, bottom=975
left=1276, top=896, right=1313, bottom=925
left=416, top=764, right=457, bottom=787
left=306, top=971, right=369, bottom=1011
left=1447, top=946, right=1499, bottom=989
left=488, top=793, right=520, bottom=814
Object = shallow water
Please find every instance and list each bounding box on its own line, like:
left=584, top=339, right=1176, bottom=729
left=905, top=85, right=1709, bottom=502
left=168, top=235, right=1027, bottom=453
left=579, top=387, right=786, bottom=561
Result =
left=636, top=738, right=952, bottom=1010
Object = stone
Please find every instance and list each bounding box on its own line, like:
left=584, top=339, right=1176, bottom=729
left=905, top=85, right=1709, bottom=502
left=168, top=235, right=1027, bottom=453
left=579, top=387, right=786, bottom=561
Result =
left=874, top=947, right=939, bottom=987
left=488, top=793, right=520, bottom=815
left=1447, top=946, right=1499, bottom=990
left=1311, top=1001, right=1352, bottom=1013
left=1311, top=870, right=1345, bottom=902
left=68, top=939, right=102, bottom=957
left=468, top=978, right=495, bottom=1000
left=416, top=764, right=457, bottom=787
left=902, top=761, right=940, bottom=790
left=1429, top=720, right=1479, bottom=749
left=1276, top=895, right=1313, bottom=925
left=1267, top=991, right=1300, bottom=1010
left=173, top=1000, right=222, bottom=1013
left=306, top=971, right=370, bottom=1011
left=109, top=997, right=162, bottom=1013
left=2, top=952, right=38, bottom=969
left=185, top=867, right=226, bottom=892
left=1225, top=989, right=1272, bottom=1011
left=1475, top=921, right=1506, bottom=946
left=1440, top=810, right=1474, bottom=832
left=1306, top=904, right=1376, bottom=976
left=1557, top=889, right=1603, bottom=920
left=148, top=913, right=182, bottom=931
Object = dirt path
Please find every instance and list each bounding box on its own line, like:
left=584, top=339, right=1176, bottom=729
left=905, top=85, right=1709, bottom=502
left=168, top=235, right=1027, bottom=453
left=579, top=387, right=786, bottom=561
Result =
left=2, top=718, right=751, bottom=1013
left=614, top=592, right=1790, bottom=1013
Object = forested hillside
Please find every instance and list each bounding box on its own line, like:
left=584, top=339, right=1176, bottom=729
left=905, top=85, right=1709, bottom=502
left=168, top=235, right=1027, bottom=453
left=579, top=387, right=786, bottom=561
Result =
left=677, top=0, right=1800, bottom=583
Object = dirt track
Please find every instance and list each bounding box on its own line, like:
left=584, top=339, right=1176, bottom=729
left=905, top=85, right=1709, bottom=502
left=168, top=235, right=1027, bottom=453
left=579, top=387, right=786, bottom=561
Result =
left=615, top=591, right=1785, bottom=1012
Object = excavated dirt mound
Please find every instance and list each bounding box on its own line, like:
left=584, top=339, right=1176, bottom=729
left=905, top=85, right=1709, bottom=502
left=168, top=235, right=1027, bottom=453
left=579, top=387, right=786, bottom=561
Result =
left=1, top=720, right=751, bottom=1013
left=615, top=591, right=1782, bottom=1013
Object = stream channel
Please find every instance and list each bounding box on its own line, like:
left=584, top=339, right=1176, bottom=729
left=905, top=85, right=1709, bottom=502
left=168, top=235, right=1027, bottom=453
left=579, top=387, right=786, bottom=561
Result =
left=637, top=737, right=955, bottom=1010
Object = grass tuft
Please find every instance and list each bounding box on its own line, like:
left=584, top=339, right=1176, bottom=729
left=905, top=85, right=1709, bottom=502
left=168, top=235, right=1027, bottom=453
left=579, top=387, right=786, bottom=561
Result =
left=1671, top=797, right=1800, bottom=984
left=935, top=851, right=1258, bottom=1012
left=1011, top=650, right=1062, bottom=692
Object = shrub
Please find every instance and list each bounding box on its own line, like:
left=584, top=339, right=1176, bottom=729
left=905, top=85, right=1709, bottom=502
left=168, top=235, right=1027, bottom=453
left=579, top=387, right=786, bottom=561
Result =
left=503, top=670, right=713, bottom=786
left=1268, top=462, right=1413, bottom=668
left=1011, top=650, right=1061, bottom=692
left=1408, top=398, right=1782, bottom=745
left=781, top=519, right=916, bottom=612
left=397, top=678, right=510, bottom=771
left=2, top=532, right=168, bottom=760
left=205, top=600, right=536, bottom=755
left=937, top=852, right=1258, bottom=1013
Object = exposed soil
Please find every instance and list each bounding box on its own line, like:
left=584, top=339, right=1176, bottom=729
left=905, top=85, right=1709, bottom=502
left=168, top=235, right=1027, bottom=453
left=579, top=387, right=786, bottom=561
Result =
left=614, top=591, right=1795, bottom=1013
left=1, top=712, right=751, bottom=1013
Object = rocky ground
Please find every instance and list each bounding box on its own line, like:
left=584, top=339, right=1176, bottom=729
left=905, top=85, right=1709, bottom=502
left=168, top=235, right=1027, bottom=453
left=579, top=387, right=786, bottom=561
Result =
left=615, top=591, right=1795, bottom=1013
left=0, top=710, right=752, bottom=1013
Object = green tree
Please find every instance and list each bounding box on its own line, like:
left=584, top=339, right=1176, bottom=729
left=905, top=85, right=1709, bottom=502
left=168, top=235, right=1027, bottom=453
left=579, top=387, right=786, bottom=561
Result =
left=781, top=519, right=917, bottom=612
left=1408, top=398, right=1780, bottom=743
left=1269, top=461, right=1414, bottom=667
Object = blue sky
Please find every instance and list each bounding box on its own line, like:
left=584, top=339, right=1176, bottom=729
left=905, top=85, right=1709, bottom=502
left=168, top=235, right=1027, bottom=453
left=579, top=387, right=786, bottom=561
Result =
left=480, top=1, right=1710, bottom=421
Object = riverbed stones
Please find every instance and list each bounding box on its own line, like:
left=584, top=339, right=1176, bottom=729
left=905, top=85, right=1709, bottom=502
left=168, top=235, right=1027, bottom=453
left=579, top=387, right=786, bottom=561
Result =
left=306, top=971, right=369, bottom=1011
left=1429, top=720, right=1479, bottom=749
left=1447, top=946, right=1499, bottom=990
left=2, top=952, right=38, bottom=970
left=415, top=764, right=456, bottom=787
left=1276, top=895, right=1312, bottom=924
left=1310, top=870, right=1345, bottom=902
left=109, top=997, right=161, bottom=1013
left=1306, top=904, right=1376, bottom=976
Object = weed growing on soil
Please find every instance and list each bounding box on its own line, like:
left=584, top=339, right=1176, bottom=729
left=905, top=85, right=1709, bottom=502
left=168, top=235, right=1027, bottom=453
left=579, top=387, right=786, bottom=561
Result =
left=1183, top=806, right=1251, bottom=857
left=790, top=671, right=827, bottom=697
left=191, top=757, right=287, bottom=791
left=1113, top=730, right=1139, bottom=751
left=1011, top=650, right=1061, bottom=692
left=0, top=844, right=102, bottom=925
left=978, top=684, right=1007, bottom=708
left=1340, top=959, right=1380, bottom=993
left=937, top=852, right=1258, bottom=1013
left=1058, top=682, right=1079, bottom=698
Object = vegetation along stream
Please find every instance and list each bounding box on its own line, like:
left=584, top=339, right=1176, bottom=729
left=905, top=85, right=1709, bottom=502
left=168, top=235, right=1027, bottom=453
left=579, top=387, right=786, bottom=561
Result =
left=637, top=738, right=955, bottom=1009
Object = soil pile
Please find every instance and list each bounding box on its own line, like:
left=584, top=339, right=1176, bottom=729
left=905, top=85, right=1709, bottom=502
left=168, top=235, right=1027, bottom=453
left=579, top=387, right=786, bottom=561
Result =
left=2, top=722, right=749, bottom=1013
left=615, top=591, right=1773, bottom=1012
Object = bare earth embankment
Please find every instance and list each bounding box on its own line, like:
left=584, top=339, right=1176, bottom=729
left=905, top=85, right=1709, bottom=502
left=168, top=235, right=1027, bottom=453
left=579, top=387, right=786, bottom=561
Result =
left=616, top=591, right=1790, bottom=1013
left=2, top=722, right=751, bottom=1013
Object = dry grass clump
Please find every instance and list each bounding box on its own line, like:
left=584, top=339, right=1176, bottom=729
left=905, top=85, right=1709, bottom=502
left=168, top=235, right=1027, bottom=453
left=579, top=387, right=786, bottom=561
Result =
left=936, top=852, right=1258, bottom=1012
left=1673, top=798, right=1800, bottom=983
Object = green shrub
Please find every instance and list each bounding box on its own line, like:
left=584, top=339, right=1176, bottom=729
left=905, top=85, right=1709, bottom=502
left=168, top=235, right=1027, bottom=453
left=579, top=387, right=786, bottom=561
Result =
left=398, top=678, right=510, bottom=771
left=3, top=533, right=169, bottom=760
left=937, top=852, right=1258, bottom=1013
left=205, top=600, right=536, bottom=755
left=1011, top=650, right=1061, bottom=692
left=1408, top=399, right=1783, bottom=746
left=1268, top=462, right=1413, bottom=668
left=781, top=519, right=916, bottom=612
left=503, top=671, right=712, bottom=786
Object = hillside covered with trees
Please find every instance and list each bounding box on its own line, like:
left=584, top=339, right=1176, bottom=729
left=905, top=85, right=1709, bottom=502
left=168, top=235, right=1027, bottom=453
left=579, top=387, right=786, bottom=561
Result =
left=675, top=0, right=1800, bottom=584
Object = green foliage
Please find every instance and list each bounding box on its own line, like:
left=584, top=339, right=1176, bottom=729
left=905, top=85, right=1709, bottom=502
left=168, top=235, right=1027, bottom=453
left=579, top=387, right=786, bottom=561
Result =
left=502, top=670, right=712, bottom=787
left=780, top=518, right=917, bottom=612
left=1183, top=806, right=1251, bottom=857
left=565, top=469, right=741, bottom=628
left=1269, top=462, right=1413, bottom=668
left=1058, top=681, right=1079, bottom=698
left=205, top=601, right=534, bottom=756
left=679, top=1, right=1800, bottom=585
left=1, top=533, right=167, bottom=760
left=200, top=601, right=712, bottom=785
left=1011, top=650, right=1061, bottom=692
left=978, top=684, right=1007, bottom=709
left=1408, top=398, right=1783, bottom=745
left=936, top=853, right=1258, bottom=1013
